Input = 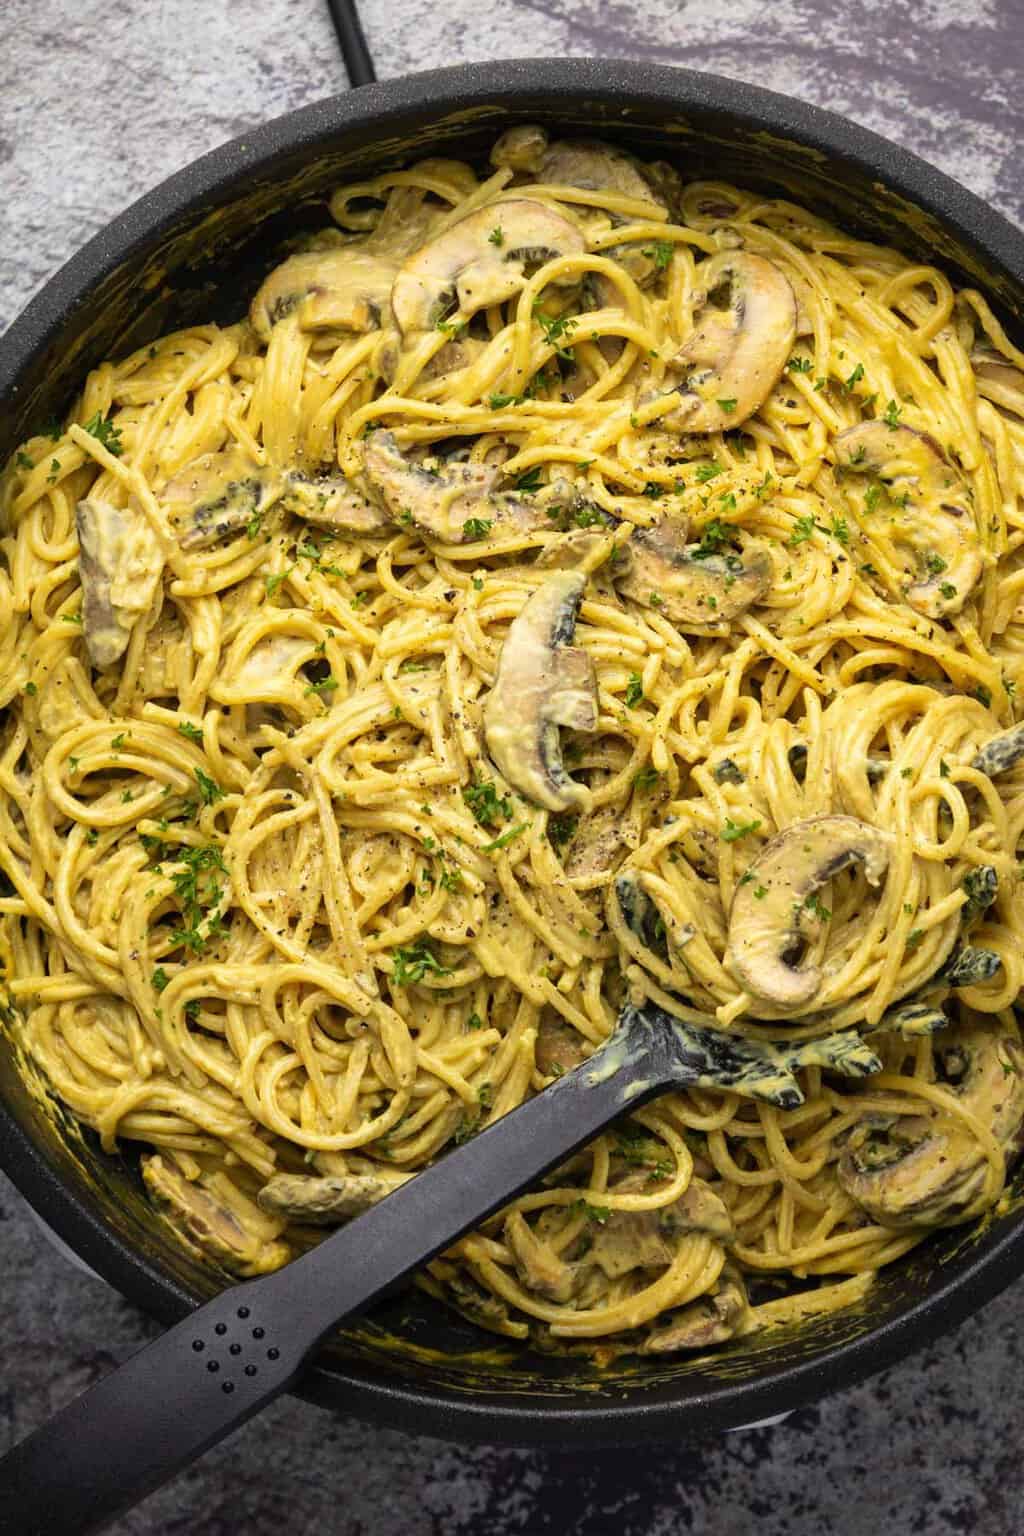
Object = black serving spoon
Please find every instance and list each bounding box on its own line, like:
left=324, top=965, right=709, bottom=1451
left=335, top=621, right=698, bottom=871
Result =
left=0, top=1001, right=880, bottom=1534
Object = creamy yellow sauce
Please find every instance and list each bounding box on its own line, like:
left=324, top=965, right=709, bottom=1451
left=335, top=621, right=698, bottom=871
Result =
left=2, top=127, right=1024, bottom=1357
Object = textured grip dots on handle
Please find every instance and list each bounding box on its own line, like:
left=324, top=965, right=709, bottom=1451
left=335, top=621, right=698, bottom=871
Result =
left=187, top=1301, right=283, bottom=1398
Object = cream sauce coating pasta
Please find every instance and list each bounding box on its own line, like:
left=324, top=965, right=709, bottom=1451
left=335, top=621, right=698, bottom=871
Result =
left=3, top=130, right=1024, bottom=1354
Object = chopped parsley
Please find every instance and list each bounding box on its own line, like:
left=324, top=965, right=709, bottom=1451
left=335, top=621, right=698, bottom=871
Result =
left=642, top=240, right=674, bottom=271
left=633, top=765, right=661, bottom=792
left=481, top=821, right=530, bottom=852
left=843, top=363, right=865, bottom=392
left=532, top=300, right=579, bottom=360
left=194, top=767, right=225, bottom=806
left=462, top=517, right=493, bottom=540
left=721, top=817, right=761, bottom=842
left=548, top=813, right=578, bottom=851
left=463, top=777, right=512, bottom=828
left=304, top=674, right=338, bottom=698
left=694, top=461, right=724, bottom=484
left=162, top=844, right=228, bottom=956
left=82, top=411, right=123, bottom=457
left=390, top=939, right=453, bottom=986
left=883, top=399, right=903, bottom=428
left=488, top=225, right=504, bottom=247
left=569, top=1200, right=611, bottom=1225
left=15, top=451, right=33, bottom=470
left=515, top=467, right=543, bottom=493
left=178, top=721, right=203, bottom=743
left=152, top=967, right=170, bottom=993
left=788, top=514, right=818, bottom=548
left=488, top=393, right=518, bottom=410
left=624, top=672, right=645, bottom=708
left=717, top=397, right=737, bottom=414
left=787, top=355, right=813, bottom=374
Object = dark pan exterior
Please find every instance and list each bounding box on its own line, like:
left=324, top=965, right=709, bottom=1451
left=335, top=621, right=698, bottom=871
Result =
left=2, top=58, right=1023, bottom=1446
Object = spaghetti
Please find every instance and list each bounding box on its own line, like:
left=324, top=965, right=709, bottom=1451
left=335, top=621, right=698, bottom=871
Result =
left=3, top=126, right=1024, bottom=1355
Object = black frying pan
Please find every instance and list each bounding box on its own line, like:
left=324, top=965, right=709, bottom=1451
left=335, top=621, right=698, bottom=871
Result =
left=1, top=55, right=1024, bottom=1455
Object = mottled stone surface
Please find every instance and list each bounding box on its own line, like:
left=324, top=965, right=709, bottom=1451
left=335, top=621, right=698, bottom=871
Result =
left=3, top=1, right=1024, bottom=1531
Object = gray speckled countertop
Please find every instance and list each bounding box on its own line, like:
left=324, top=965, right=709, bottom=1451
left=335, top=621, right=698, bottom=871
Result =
left=3, top=2, right=1024, bottom=1532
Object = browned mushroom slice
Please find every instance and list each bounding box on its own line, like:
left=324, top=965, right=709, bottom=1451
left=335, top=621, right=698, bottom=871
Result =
left=726, top=815, right=893, bottom=1010
left=640, top=1270, right=749, bottom=1353
left=76, top=497, right=164, bottom=668
left=490, top=124, right=550, bottom=174
left=161, top=447, right=283, bottom=549
left=973, top=722, right=1024, bottom=777
left=835, top=422, right=981, bottom=618
left=282, top=470, right=391, bottom=535
left=390, top=200, right=586, bottom=335
left=661, top=252, right=796, bottom=433
left=142, top=1154, right=289, bottom=1277
left=838, top=1022, right=1024, bottom=1229
left=504, top=1209, right=577, bottom=1302
left=971, top=343, right=1024, bottom=417
left=361, top=429, right=555, bottom=544
left=483, top=569, right=597, bottom=812
left=588, top=1177, right=735, bottom=1280
left=563, top=804, right=626, bottom=879
left=251, top=244, right=398, bottom=340
left=615, top=515, right=771, bottom=627
left=535, top=1010, right=588, bottom=1077
left=537, top=139, right=668, bottom=285
left=256, top=1169, right=412, bottom=1225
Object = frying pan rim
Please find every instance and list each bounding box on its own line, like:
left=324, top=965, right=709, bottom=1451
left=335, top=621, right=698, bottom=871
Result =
left=2, top=55, right=1022, bottom=1445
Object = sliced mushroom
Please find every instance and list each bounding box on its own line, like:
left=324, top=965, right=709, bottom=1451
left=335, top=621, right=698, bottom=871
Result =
left=615, top=1002, right=883, bottom=1109
left=536, top=1009, right=588, bottom=1076
left=504, top=1208, right=577, bottom=1302
left=587, top=1176, right=735, bottom=1280
left=941, top=945, right=1002, bottom=987
left=160, top=448, right=282, bottom=550
left=390, top=199, right=586, bottom=335
left=838, top=1022, right=1024, bottom=1229
left=282, top=470, right=391, bottom=535
left=640, top=1270, right=749, bottom=1353
left=835, top=422, right=981, bottom=618
left=615, top=515, right=771, bottom=626
left=536, top=139, right=667, bottom=285
left=251, top=244, right=397, bottom=340
left=615, top=870, right=695, bottom=965
left=661, top=252, right=797, bottom=433
left=256, top=1169, right=412, bottom=1225
left=210, top=631, right=316, bottom=710
left=434, top=1263, right=520, bottom=1334
left=960, top=865, right=998, bottom=924
left=563, top=804, right=626, bottom=879
left=972, top=723, right=1024, bottom=777
left=866, top=997, right=949, bottom=1038
left=142, top=1154, right=289, bottom=1277
left=726, top=815, right=893, bottom=1010
left=483, top=569, right=597, bottom=812
left=712, top=758, right=745, bottom=785
left=361, top=430, right=555, bottom=544
left=490, top=124, right=550, bottom=174
left=533, top=528, right=615, bottom=574
left=76, top=497, right=164, bottom=668
left=539, top=141, right=665, bottom=206
left=971, top=343, right=1024, bottom=417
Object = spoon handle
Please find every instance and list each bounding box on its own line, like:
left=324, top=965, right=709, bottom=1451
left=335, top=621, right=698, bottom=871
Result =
left=0, top=1037, right=664, bottom=1535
